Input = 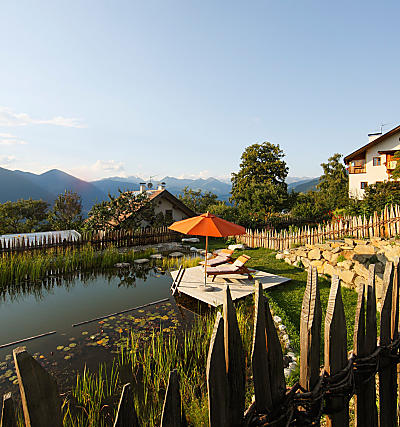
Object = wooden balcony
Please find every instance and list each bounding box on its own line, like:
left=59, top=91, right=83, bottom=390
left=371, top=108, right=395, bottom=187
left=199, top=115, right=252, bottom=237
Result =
left=348, top=166, right=366, bottom=174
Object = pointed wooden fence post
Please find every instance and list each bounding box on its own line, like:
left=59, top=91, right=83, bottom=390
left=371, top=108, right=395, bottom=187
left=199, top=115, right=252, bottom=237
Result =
left=1, top=393, right=16, bottom=427
left=353, top=266, right=378, bottom=427
left=251, top=281, right=272, bottom=413
left=207, top=312, right=228, bottom=427
left=223, top=286, right=245, bottom=427
left=113, top=383, right=140, bottom=427
left=264, top=293, right=286, bottom=409
left=160, top=370, right=186, bottom=427
left=13, top=347, right=62, bottom=427
left=300, top=266, right=322, bottom=422
left=324, top=276, right=349, bottom=427
left=379, top=261, right=397, bottom=426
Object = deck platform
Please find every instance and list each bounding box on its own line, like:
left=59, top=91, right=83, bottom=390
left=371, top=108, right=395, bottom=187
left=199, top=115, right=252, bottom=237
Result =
left=170, top=266, right=290, bottom=307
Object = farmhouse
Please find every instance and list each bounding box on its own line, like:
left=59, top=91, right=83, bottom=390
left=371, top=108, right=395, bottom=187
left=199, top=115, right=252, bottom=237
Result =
left=344, top=124, right=400, bottom=198
left=138, top=182, right=196, bottom=224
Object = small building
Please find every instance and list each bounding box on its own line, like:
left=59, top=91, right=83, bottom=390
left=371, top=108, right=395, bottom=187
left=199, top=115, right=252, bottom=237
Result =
left=344, top=124, right=400, bottom=198
left=139, top=182, right=196, bottom=224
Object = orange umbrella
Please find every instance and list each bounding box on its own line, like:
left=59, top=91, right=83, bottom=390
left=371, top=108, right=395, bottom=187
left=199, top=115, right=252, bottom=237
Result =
left=168, top=212, right=246, bottom=289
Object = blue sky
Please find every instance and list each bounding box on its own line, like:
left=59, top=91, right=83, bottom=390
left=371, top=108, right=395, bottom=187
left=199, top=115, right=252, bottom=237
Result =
left=0, top=0, right=399, bottom=181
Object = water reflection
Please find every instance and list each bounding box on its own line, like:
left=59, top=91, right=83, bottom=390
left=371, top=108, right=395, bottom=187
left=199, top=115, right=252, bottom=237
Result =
left=0, top=263, right=161, bottom=304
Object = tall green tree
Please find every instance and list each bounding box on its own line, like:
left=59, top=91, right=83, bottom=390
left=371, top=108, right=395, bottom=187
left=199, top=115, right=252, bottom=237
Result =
left=85, top=190, right=155, bottom=231
left=230, top=142, right=289, bottom=224
left=317, top=153, right=348, bottom=210
left=0, top=199, right=49, bottom=234
left=178, top=187, right=218, bottom=213
left=48, top=191, right=83, bottom=231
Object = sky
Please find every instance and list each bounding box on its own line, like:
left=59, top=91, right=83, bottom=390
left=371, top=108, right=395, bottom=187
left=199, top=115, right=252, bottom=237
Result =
left=0, top=0, right=399, bottom=182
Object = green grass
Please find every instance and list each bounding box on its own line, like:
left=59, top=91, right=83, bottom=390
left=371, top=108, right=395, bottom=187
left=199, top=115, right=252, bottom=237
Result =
left=240, top=248, right=358, bottom=356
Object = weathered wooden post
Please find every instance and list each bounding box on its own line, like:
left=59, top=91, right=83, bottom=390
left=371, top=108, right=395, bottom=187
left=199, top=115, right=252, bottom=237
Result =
left=223, top=286, right=245, bottom=427
left=251, top=281, right=272, bottom=412
left=13, top=347, right=62, bottom=427
left=160, top=370, right=186, bottom=427
left=299, top=267, right=321, bottom=423
left=353, top=264, right=378, bottom=426
left=324, top=276, right=349, bottom=426
left=379, top=261, right=397, bottom=426
left=113, top=383, right=140, bottom=427
left=207, top=312, right=228, bottom=426
left=1, top=393, right=17, bottom=427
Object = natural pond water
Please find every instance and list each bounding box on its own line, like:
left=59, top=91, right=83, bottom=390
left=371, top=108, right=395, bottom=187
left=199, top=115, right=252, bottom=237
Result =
left=0, top=263, right=196, bottom=395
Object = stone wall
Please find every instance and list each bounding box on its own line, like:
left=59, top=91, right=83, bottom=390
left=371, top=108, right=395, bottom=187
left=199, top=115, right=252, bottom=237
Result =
left=276, top=237, right=400, bottom=303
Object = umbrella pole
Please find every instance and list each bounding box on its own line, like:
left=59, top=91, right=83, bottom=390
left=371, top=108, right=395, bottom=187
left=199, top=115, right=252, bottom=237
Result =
left=204, top=235, right=208, bottom=287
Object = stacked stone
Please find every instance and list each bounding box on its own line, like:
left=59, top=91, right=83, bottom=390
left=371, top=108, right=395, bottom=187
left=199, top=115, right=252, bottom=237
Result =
left=276, top=237, right=400, bottom=302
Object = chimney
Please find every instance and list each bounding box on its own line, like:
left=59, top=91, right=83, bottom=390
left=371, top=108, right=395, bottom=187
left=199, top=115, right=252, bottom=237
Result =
left=157, top=182, right=166, bottom=191
left=368, top=132, right=382, bottom=143
left=139, top=183, right=146, bottom=193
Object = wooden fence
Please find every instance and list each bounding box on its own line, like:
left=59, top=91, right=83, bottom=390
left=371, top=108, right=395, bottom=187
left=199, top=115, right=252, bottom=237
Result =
left=238, top=204, right=400, bottom=251
left=0, top=227, right=179, bottom=255
left=2, top=263, right=400, bottom=425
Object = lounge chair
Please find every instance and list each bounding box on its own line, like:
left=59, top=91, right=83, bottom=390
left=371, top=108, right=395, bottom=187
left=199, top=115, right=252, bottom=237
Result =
left=199, top=249, right=234, bottom=267
left=206, top=254, right=254, bottom=281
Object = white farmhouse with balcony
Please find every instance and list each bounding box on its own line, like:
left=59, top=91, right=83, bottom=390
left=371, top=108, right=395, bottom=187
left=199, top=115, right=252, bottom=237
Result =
left=344, top=124, right=400, bottom=198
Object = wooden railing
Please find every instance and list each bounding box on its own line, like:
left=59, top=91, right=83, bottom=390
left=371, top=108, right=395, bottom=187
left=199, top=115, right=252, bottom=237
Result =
left=2, top=263, right=400, bottom=425
left=0, top=227, right=179, bottom=255
left=238, top=204, right=400, bottom=251
left=347, top=166, right=366, bottom=174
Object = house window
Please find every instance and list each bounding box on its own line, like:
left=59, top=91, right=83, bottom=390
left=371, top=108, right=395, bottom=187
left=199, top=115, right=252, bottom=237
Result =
left=165, top=210, right=173, bottom=223
left=373, top=157, right=381, bottom=166
left=360, top=182, right=368, bottom=189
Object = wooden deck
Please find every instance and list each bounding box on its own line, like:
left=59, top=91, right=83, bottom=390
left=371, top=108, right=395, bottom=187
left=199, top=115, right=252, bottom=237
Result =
left=170, top=266, right=290, bottom=307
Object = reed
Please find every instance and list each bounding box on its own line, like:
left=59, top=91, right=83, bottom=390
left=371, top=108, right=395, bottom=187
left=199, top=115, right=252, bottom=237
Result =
left=0, top=246, right=168, bottom=289
left=60, top=302, right=254, bottom=426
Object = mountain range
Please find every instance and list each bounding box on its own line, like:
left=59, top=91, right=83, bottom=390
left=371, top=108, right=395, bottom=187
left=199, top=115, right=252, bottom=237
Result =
left=0, top=166, right=319, bottom=214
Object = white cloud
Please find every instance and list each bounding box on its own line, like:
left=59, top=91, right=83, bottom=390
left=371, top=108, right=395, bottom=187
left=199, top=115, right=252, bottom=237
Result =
left=0, top=155, right=16, bottom=167
left=0, top=106, right=86, bottom=128
left=0, top=133, right=27, bottom=145
left=92, top=160, right=126, bottom=173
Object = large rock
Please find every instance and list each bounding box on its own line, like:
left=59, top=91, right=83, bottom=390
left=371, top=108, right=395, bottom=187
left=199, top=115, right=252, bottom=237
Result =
left=341, top=250, right=355, bottom=260
left=302, top=257, right=311, bottom=268
left=322, top=250, right=333, bottom=261
left=169, top=252, right=184, bottom=257
left=315, top=243, right=331, bottom=251
left=228, top=244, right=245, bottom=250
left=324, top=263, right=338, bottom=277
left=330, top=253, right=339, bottom=266
left=344, top=238, right=354, bottom=247
left=354, top=244, right=375, bottom=255
left=276, top=253, right=285, bottom=260
left=354, top=262, right=369, bottom=279
left=332, top=246, right=341, bottom=254
left=297, top=250, right=308, bottom=258
left=339, top=269, right=355, bottom=284
left=134, top=258, right=149, bottom=264
left=308, top=248, right=321, bottom=260
left=337, top=260, right=353, bottom=270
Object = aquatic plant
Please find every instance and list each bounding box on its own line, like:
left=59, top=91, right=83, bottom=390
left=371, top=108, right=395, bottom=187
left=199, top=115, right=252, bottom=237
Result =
left=61, top=303, right=254, bottom=426
left=0, top=246, right=200, bottom=290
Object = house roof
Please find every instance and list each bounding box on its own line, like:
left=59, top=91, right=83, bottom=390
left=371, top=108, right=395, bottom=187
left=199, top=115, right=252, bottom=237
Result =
left=147, top=189, right=196, bottom=217
left=344, top=124, right=400, bottom=164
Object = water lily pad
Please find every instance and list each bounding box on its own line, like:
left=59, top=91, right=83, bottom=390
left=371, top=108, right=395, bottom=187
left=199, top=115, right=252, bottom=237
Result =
left=69, top=337, right=76, bottom=341
left=96, top=339, right=104, bottom=345
left=161, top=315, right=169, bottom=321
left=5, top=370, right=13, bottom=378
left=81, top=331, right=88, bottom=335
left=56, top=346, right=64, bottom=351
left=63, top=347, right=70, bottom=352
left=64, top=355, right=72, bottom=360
left=90, top=335, right=96, bottom=340
left=5, top=355, right=11, bottom=361
left=69, top=343, right=77, bottom=348
left=13, top=379, right=18, bottom=385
